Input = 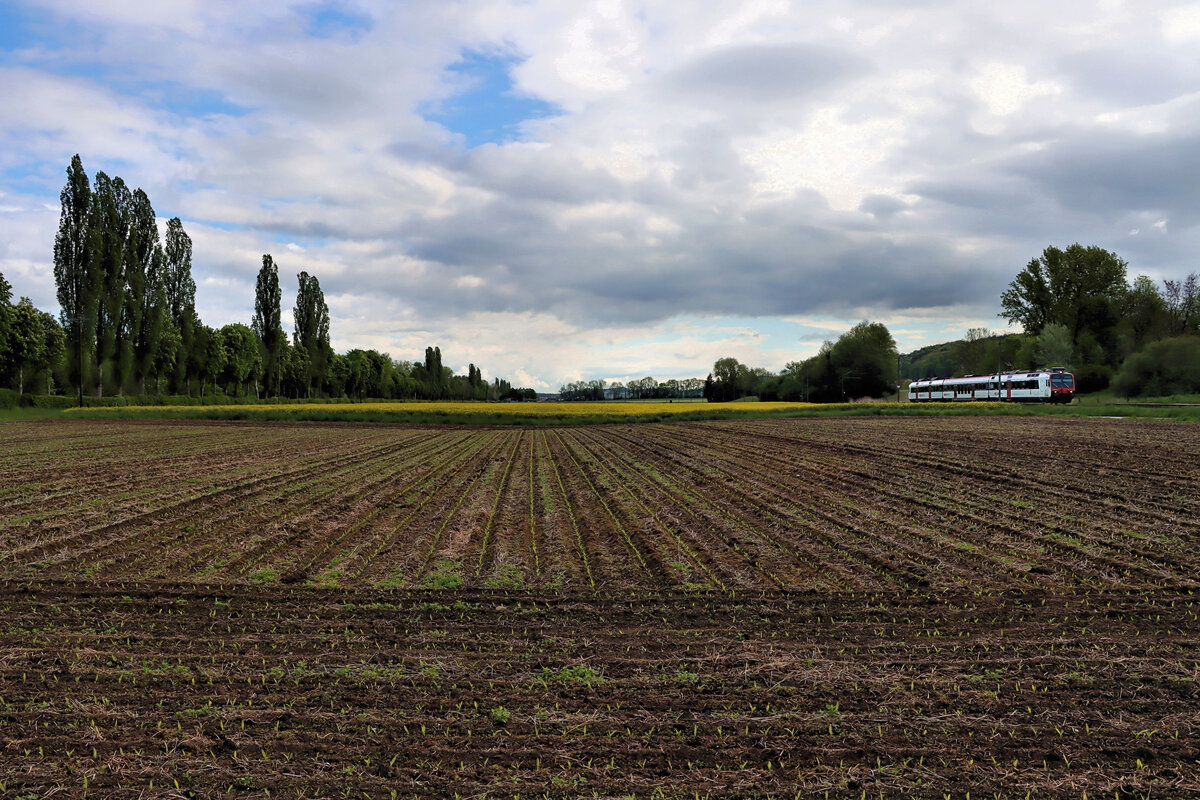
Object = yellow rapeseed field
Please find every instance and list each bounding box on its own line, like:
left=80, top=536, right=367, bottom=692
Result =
left=70, top=400, right=824, bottom=418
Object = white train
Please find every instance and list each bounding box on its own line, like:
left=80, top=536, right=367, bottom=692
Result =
left=908, top=368, right=1075, bottom=404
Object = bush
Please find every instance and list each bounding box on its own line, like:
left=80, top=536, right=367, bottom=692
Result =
left=24, top=394, right=78, bottom=408
left=0, top=388, right=18, bottom=409
left=1073, top=364, right=1113, bottom=394
left=18, top=393, right=270, bottom=408
left=1113, top=336, right=1200, bottom=398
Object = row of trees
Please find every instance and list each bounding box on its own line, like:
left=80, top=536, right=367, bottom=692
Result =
left=556, top=323, right=900, bottom=404
left=53, top=155, right=201, bottom=398
left=557, top=377, right=705, bottom=401
left=0, top=275, right=65, bottom=398
left=1, top=155, right=533, bottom=403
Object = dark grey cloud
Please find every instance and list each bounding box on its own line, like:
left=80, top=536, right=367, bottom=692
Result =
left=1007, top=128, right=1200, bottom=225
left=663, top=43, right=869, bottom=106
left=458, top=146, right=627, bottom=204
left=667, top=125, right=754, bottom=192
left=379, top=174, right=1000, bottom=328
left=1053, top=49, right=1199, bottom=107
left=859, top=193, right=906, bottom=220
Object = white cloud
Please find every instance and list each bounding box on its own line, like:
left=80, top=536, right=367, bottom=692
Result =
left=970, top=63, right=1062, bottom=118
left=1163, top=3, right=1200, bottom=44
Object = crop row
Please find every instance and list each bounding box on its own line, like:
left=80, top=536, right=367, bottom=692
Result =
left=1, top=582, right=1197, bottom=798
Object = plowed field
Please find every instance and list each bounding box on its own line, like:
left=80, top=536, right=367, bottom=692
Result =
left=2, top=417, right=1199, bottom=798
left=3, top=417, right=1199, bottom=591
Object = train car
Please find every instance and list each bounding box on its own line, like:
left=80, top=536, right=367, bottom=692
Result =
left=907, top=368, right=1075, bottom=403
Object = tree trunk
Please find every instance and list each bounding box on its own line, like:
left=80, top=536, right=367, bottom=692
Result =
left=17, top=366, right=24, bottom=399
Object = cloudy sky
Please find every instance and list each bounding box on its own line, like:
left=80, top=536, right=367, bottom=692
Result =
left=1, top=1, right=1197, bottom=389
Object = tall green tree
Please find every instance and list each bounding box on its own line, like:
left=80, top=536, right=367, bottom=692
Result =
left=153, top=321, right=181, bottom=394
left=52, top=154, right=94, bottom=402
left=293, top=271, right=331, bottom=397
left=1118, top=275, right=1170, bottom=356
left=253, top=255, right=284, bottom=397
left=1000, top=244, right=1128, bottom=347
left=123, top=189, right=165, bottom=394
left=5, top=298, right=47, bottom=397
left=422, top=346, right=447, bottom=399
left=282, top=342, right=310, bottom=398
left=88, top=172, right=132, bottom=397
left=0, top=273, right=11, bottom=381
left=220, top=323, right=261, bottom=397
left=1163, top=273, right=1198, bottom=336
left=828, top=320, right=897, bottom=399
left=1034, top=322, right=1074, bottom=368
left=707, top=357, right=753, bottom=402
left=188, top=324, right=227, bottom=396
left=163, top=217, right=196, bottom=393
left=163, top=218, right=195, bottom=326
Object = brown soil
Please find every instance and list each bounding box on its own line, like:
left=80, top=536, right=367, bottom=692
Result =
left=2, top=417, right=1198, bottom=797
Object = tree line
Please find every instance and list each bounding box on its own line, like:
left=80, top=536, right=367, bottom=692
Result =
left=0, top=155, right=533, bottom=404
left=556, top=321, right=901, bottom=404
left=702, top=321, right=899, bottom=403
left=557, top=377, right=706, bottom=401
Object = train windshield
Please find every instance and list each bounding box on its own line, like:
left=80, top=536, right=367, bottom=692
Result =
left=1051, top=374, right=1074, bottom=388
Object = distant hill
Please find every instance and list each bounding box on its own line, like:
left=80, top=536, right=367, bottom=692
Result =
left=901, top=333, right=1030, bottom=380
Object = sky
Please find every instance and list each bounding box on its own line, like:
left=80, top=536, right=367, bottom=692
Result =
left=1, top=1, right=1198, bottom=390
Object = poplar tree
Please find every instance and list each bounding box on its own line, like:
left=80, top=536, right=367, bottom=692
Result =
left=87, top=172, right=131, bottom=397
left=293, top=271, right=331, bottom=397
left=124, top=189, right=164, bottom=394
left=163, top=217, right=196, bottom=393
left=53, top=154, right=93, bottom=403
left=253, top=255, right=284, bottom=397
left=0, top=274, right=11, bottom=379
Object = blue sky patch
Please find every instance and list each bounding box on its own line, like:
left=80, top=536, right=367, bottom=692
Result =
left=0, top=163, right=63, bottom=197
left=302, top=2, right=373, bottom=40
left=0, top=3, right=58, bottom=54
left=133, top=81, right=248, bottom=118
left=426, top=51, right=559, bottom=149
